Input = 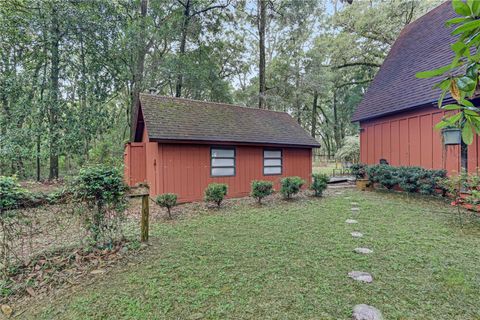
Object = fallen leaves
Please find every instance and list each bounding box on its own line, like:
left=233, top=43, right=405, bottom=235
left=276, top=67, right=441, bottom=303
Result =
left=1, top=304, right=12, bottom=317
left=3, top=241, right=136, bottom=305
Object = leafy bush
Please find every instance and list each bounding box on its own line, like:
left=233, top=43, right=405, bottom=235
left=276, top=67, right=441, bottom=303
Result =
left=466, top=190, right=480, bottom=205
left=71, top=165, right=128, bottom=245
left=350, top=163, right=366, bottom=179
left=0, top=176, right=31, bottom=278
left=335, top=135, right=360, bottom=163
left=204, top=183, right=228, bottom=207
left=395, top=166, right=420, bottom=192
left=437, top=172, right=469, bottom=210
left=365, top=165, right=382, bottom=184
left=418, top=169, right=447, bottom=195
left=376, top=165, right=398, bottom=190
left=155, top=193, right=178, bottom=218
left=280, top=176, right=305, bottom=199
left=0, top=176, right=30, bottom=212
left=311, top=173, right=329, bottom=196
left=365, top=165, right=448, bottom=194
left=250, top=180, right=274, bottom=204
left=467, top=174, right=480, bottom=190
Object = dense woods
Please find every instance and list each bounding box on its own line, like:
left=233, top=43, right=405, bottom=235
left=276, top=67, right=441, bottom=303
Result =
left=0, top=0, right=442, bottom=180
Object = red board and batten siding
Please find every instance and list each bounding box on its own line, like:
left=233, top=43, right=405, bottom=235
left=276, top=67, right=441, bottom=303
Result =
left=360, top=105, right=480, bottom=174
left=124, top=139, right=312, bottom=202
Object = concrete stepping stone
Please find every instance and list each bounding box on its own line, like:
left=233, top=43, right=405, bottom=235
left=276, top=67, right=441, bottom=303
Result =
left=351, top=202, right=359, bottom=206
left=351, top=207, right=360, bottom=212
left=346, top=219, right=358, bottom=224
left=354, top=247, right=373, bottom=254
left=352, top=304, right=383, bottom=320
left=348, top=271, right=373, bottom=283
left=351, top=231, right=363, bottom=238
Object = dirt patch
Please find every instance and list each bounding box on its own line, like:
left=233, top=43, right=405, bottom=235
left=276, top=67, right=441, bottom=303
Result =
left=19, top=180, right=64, bottom=194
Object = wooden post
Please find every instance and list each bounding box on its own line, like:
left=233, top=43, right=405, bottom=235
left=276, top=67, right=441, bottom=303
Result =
left=141, top=194, right=149, bottom=242
left=129, top=183, right=150, bottom=243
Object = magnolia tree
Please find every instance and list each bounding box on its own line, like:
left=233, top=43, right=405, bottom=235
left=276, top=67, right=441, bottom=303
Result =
left=416, top=0, right=480, bottom=144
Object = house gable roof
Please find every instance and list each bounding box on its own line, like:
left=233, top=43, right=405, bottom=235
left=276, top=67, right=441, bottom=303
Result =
left=352, top=1, right=458, bottom=122
left=137, top=94, right=320, bottom=148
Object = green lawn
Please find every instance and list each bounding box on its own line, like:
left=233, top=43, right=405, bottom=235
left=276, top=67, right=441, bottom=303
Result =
left=22, top=190, right=480, bottom=319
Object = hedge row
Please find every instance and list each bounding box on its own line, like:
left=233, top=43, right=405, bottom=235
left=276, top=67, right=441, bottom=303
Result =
left=354, top=164, right=448, bottom=195
left=155, top=174, right=329, bottom=217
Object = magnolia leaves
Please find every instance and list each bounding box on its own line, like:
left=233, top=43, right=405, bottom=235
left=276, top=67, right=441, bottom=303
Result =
left=415, top=0, right=480, bottom=145
left=435, top=97, right=480, bottom=145
left=452, top=0, right=480, bottom=18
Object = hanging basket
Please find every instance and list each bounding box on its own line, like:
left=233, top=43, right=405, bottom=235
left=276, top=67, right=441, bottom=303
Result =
left=442, top=128, right=461, bottom=145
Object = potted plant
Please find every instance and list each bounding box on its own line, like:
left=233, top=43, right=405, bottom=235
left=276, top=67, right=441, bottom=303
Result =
left=351, top=163, right=369, bottom=191
left=441, top=126, right=461, bottom=145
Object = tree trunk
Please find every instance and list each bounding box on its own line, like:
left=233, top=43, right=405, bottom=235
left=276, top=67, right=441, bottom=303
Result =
left=332, top=90, right=341, bottom=151
left=48, top=3, right=60, bottom=180
left=294, top=57, right=301, bottom=124
left=130, top=0, right=148, bottom=140
left=258, top=0, right=267, bottom=109
left=36, top=135, right=41, bottom=181
left=311, top=90, right=318, bottom=138
left=176, top=1, right=190, bottom=98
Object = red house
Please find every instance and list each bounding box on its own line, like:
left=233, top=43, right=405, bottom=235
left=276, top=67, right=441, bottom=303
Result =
left=124, top=94, right=320, bottom=202
left=353, top=1, right=480, bottom=174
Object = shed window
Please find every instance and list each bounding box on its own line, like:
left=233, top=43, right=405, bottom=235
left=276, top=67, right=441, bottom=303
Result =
left=263, top=149, right=282, bottom=175
left=211, top=148, right=235, bottom=177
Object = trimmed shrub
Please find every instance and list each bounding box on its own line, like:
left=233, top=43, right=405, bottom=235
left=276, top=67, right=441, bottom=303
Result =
left=204, top=183, right=228, bottom=207
left=365, top=165, right=382, bottom=185
left=311, top=173, right=329, bottom=196
left=155, top=193, right=178, bottom=218
left=280, top=176, right=305, bottom=199
left=350, top=163, right=366, bottom=179
left=71, top=165, right=128, bottom=245
left=418, top=169, right=447, bottom=195
left=250, top=180, right=274, bottom=204
left=365, top=164, right=448, bottom=195
left=376, top=165, right=398, bottom=190
left=397, top=166, right=425, bottom=193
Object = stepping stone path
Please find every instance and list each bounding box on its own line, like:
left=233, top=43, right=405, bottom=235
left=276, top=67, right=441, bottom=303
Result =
left=345, top=204, right=382, bottom=317
left=354, top=247, right=373, bottom=254
left=352, top=304, right=383, bottom=320
left=348, top=271, right=373, bottom=283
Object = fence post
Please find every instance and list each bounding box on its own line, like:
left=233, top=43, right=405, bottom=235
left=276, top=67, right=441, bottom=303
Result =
left=141, top=193, right=149, bottom=242
left=129, top=183, right=150, bottom=243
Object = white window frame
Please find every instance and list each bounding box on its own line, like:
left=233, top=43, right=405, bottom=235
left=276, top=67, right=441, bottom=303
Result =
left=211, top=147, right=236, bottom=177
left=263, top=149, right=282, bottom=176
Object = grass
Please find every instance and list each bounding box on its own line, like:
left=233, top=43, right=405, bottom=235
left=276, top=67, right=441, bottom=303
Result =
left=20, top=190, right=480, bottom=319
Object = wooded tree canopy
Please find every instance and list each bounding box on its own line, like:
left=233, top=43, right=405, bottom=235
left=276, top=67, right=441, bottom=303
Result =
left=0, top=0, right=442, bottom=179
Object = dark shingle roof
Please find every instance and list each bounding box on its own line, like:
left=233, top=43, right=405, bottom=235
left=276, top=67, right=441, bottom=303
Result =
left=139, top=94, right=320, bottom=147
left=352, top=1, right=458, bottom=122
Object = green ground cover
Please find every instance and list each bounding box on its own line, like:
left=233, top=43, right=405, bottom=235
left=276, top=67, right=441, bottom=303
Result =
left=21, top=190, right=480, bottom=320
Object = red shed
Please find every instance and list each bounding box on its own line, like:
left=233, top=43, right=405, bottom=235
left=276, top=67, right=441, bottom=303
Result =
left=124, top=94, right=320, bottom=202
left=352, top=1, right=480, bottom=174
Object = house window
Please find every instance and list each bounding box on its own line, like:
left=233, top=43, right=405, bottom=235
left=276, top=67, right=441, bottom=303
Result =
left=263, top=149, right=282, bottom=175
left=211, top=148, right=235, bottom=177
